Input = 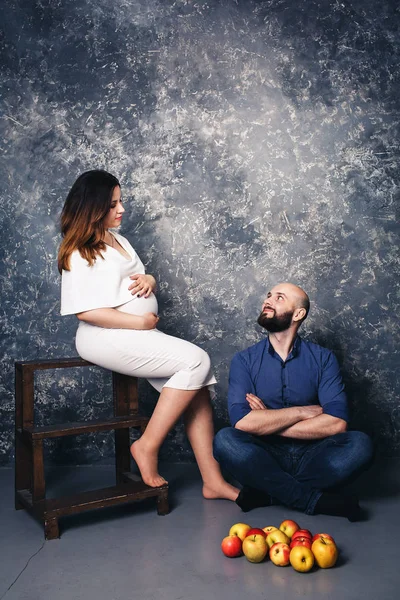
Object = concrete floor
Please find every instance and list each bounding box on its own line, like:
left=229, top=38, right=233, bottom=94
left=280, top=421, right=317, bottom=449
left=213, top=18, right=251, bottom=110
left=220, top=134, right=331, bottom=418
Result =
left=1, top=458, right=400, bottom=600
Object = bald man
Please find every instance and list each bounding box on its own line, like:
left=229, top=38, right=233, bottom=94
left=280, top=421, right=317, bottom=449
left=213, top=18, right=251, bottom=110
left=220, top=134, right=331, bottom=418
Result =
left=213, top=283, right=373, bottom=520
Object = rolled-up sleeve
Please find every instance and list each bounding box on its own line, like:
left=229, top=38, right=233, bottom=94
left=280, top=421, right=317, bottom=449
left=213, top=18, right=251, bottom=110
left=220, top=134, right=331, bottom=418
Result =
left=228, top=353, right=255, bottom=427
left=318, top=352, right=349, bottom=422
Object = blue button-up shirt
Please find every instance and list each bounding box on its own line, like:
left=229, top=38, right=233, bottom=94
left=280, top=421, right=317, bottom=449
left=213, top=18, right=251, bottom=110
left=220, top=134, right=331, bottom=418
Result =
left=228, top=336, right=349, bottom=427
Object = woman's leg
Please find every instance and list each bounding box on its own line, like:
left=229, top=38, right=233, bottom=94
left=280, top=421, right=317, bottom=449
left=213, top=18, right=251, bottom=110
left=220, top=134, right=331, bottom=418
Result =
left=130, top=386, right=201, bottom=487
left=183, top=388, right=239, bottom=500
left=131, top=386, right=239, bottom=499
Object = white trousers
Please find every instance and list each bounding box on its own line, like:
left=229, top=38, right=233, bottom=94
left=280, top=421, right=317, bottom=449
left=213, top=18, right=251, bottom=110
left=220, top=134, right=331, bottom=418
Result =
left=75, top=322, right=217, bottom=394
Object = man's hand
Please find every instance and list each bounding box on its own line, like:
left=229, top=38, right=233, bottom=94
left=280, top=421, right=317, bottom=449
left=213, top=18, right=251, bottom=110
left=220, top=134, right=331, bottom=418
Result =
left=128, top=274, right=156, bottom=298
left=246, top=393, right=267, bottom=410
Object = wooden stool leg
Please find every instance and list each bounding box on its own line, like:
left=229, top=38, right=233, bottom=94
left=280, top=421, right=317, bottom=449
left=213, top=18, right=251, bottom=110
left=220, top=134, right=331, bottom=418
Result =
left=14, top=433, right=31, bottom=509
left=15, top=364, right=34, bottom=509
left=114, top=429, right=131, bottom=484
left=157, top=489, right=169, bottom=515
left=44, top=516, right=59, bottom=540
left=32, top=440, right=46, bottom=501
left=113, top=373, right=138, bottom=482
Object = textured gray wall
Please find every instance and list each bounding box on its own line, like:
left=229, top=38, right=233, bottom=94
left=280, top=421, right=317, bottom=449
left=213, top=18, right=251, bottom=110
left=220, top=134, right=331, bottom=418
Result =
left=1, top=0, right=399, bottom=465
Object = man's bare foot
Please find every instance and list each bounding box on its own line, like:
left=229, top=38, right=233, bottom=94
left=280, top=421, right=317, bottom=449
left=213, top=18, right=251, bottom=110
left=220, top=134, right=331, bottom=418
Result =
left=202, top=480, right=239, bottom=501
left=130, top=439, right=167, bottom=488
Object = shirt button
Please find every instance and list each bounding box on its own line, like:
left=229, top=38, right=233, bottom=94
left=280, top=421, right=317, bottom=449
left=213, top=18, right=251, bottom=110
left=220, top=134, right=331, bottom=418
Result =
left=283, top=385, right=287, bottom=388
left=282, top=364, right=286, bottom=368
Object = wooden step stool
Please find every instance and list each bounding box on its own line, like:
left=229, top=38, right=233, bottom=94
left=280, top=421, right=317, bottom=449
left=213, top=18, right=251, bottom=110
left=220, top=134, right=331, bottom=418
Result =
left=15, top=357, right=169, bottom=540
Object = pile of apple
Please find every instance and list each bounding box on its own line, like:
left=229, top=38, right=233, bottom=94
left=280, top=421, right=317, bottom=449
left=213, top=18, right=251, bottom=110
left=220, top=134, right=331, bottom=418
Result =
left=221, top=520, right=338, bottom=572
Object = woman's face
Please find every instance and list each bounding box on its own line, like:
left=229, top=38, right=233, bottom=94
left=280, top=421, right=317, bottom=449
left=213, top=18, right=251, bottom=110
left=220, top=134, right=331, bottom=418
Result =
left=103, top=186, right=125, bottom=229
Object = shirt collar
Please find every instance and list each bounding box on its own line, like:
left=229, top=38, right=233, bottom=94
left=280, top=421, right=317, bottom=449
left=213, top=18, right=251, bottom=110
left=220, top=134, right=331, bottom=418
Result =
left=291, top=335, right=301, bottom=357
left=266, top=335, right=301, bottom=359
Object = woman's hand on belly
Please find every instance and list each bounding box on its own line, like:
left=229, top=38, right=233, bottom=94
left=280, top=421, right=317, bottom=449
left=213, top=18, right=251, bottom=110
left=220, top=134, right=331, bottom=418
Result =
left=128, top=273, right=156, bottom=298
left=140, top=312, right=160, bottom=330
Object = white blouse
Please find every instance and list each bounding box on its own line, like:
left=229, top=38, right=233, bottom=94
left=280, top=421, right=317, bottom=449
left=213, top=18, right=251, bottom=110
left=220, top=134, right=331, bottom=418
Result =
left=60, top=232, right=146, bottom=316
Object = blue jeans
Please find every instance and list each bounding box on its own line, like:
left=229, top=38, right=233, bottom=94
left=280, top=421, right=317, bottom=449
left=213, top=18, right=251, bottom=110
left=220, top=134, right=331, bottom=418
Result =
left=213, top=428, right=374, bottom=514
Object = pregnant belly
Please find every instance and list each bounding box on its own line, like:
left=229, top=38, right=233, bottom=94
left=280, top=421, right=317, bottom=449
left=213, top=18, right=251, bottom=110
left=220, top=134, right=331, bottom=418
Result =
left=115, top=292, right=158, bottom=316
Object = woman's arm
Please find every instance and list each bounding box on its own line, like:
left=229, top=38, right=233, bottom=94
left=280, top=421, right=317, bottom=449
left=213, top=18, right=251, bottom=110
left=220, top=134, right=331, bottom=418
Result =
left=76, top=308, right=159, bottom=330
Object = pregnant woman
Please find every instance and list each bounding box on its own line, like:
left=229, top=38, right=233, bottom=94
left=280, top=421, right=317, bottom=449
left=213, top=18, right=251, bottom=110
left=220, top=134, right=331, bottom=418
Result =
left=58, top=169, right=238, bottom=501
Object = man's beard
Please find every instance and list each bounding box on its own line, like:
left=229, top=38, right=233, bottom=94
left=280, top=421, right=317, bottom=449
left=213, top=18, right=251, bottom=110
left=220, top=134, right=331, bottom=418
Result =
left=257, top=309, right=294, bottom=333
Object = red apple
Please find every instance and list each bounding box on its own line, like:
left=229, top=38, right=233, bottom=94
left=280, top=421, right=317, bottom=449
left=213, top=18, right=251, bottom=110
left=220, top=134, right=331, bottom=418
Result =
left=311, top=533, right=335, bottom=545
left=245, top=528, right=267, bottom=538
left=291, top=529, right=312, bottom=541
left=279, top=519, right=300, bottom=539
left=266, top=529, right=290, bottom=549
left=311, top=537, right=338, bottom=568
left=221, top=535, right=242, bottom=558
left=229, top=522, right=252, bottom=541
left=290, top=545, right=315, bottom=572
left=269, top=542, right=290, bottom=566
left=290, top=537, right=312, bottom=550
left=242, top=534, right=268, bottom=563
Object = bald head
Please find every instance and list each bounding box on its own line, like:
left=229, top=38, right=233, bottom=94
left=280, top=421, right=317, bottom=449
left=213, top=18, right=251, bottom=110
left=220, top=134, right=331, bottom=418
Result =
left=258, top=283, right=310, bottom=333
left=271, top=283, right=310, bottom=320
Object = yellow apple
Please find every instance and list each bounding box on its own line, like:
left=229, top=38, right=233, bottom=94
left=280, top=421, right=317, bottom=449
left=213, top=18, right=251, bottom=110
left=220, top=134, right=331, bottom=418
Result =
left=262, top=525, right=278, bottom=535
left=311, top=532, right=335, bottom=544
left=229, top=523, right=251, bottom=541
left=290, top=545, right=315, bottom=572
left=269, top=542, right=291, bottom=566
left=311, top=537, right=338, bottom=568
left=242, top=534, right=268, bottom=563
left=279, top=519, right=300, bottom=539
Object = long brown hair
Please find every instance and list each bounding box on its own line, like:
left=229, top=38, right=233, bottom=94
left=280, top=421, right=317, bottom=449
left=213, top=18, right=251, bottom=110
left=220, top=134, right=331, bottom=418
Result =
left=58, top=170, right=120, bottom=272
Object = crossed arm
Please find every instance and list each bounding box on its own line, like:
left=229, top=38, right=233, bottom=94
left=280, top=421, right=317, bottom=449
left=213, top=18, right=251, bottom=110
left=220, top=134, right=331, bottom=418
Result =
left=230, top=352, right=348, bottom=440
left=235, top=394, right=346, bottom=439
left=76, top=273, right=159, bottom=330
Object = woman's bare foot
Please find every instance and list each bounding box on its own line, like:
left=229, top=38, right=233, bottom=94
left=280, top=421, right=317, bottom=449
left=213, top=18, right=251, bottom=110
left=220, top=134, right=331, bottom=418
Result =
left=202, top=479, right=239, bottom=501
left=130, top=439, right=167, bottom=488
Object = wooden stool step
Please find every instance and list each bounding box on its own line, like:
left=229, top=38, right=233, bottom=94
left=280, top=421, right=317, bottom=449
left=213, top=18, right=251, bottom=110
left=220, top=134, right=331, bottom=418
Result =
left=19, top=414, right=150, bottom=440
left=15, top=357, right=170, bottom=539
left=17, top=475, right=169, bottom=540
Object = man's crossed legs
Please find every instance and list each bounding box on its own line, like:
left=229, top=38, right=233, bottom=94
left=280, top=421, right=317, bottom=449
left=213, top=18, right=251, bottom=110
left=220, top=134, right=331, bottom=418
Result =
left=213, top=428, right=374, bottom=520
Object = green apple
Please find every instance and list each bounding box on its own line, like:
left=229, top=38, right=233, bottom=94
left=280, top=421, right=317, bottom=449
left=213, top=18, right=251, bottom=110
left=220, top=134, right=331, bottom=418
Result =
left=229, top=522, right=251, bottom=541
left=266, top=529, right=290, bottom=549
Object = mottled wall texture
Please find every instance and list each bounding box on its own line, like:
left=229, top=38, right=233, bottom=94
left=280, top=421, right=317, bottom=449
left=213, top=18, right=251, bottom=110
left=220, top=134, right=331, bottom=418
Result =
left=1, top=0, right=399, bottom=465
